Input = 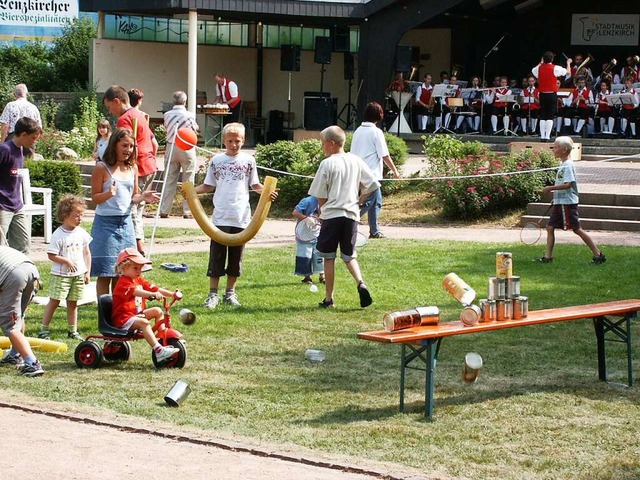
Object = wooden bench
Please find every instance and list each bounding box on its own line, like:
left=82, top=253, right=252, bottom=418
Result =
left=358, top=300, right=640, bottom=420
left=19, top=168, right=53, bottom=244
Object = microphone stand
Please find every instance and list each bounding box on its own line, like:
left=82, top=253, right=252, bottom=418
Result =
left=481, top=34, right=507, bottom=134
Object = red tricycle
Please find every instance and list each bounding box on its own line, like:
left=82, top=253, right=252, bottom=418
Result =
left=74, top=292, right=187, bottom=369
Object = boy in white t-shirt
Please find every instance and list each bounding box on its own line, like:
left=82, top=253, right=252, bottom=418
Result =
left=308, top=126, right=379, bottom=309
left=195, top=123, right=277, bottom=308
left=40, top=194, right=92, bottom=340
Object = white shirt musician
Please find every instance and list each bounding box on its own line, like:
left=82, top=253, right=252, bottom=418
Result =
left=620, top=58, right=639, bottom=84
left=518, top=76, right=540, bottom=135
left=595, top=82, right=615, bottom=133
left=620, top=78, right=639, bottom=137
left=485, top=76, right=512, bottom=135
left=566, top=79, right=594, bottom=135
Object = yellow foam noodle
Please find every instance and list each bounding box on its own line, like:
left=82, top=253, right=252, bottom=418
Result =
left=0, top=336, right=68, bottom=353
left=182, top=176, right=278, bottom=247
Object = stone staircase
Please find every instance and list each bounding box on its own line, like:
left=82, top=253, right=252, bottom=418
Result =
left=520, top=192, right=640, bottom=232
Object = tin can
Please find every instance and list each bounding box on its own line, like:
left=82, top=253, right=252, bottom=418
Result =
left=460, top=305, right=482, bottom=326
left=488, top=277, right=506, bottom=300
left=383, top=310, right=421, bottom=332
left=504, top=299, right=513, bottom=320
left=383, top=306, right=440, bottom=332
left=496, top=252, right=513, bottom=278
left=442, top=273, right=476, bottom=306
left=506, top=276, right=521, bottom=299
left=513, top=296, right=529, bottom=320
left=416, top=306, right=441, bottom=326
left=479, top=298, right=496, bottom=322
left=496, top=299, right=507, bottom=321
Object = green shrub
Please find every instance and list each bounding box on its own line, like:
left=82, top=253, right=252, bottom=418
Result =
left=423, top=135, right=556, bottom=219
left=25, top=159, right=83, bottom=235
left=154, top=124, right=167, bottom=148
left=255, top=140, right=320, bottom=210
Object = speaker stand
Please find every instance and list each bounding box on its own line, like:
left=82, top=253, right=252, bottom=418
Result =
left=338, top=78, right=356, bottom=131
left=319, top=63, right=327, bottom=95
left=287, top=72, right=293, bottom=134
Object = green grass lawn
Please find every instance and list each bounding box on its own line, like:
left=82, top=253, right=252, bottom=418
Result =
left=3, top=240, right=640, bottom=480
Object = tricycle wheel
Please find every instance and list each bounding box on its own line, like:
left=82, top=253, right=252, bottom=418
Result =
left=74, top=341, right=103, bottom=368
left=152, top=338, right=187, bottom=369
left=103, top=341, right=131, bottom=362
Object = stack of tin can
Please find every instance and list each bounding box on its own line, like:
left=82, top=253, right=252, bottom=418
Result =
left=478, top=252, right=529, bottom=322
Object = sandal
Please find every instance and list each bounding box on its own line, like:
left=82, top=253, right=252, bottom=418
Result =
left=318, top=298, right=335, bottom=308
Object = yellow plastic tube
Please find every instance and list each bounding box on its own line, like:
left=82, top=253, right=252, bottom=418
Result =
left=182, top=176, right=278, bottom=247
left=0, top=336, right=68, bottom=353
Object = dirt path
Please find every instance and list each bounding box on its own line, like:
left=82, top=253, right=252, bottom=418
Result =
left=0, top=395, right=434, bottom=480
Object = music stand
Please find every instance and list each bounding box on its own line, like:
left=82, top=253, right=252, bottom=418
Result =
left=459, top=88, right=480, bottom=134
left=611, top=84, right=625, bottom=94
left=432, top=84, right=459, bottom=134
left=494, top=94, right=518, bottom=136
left=606, top=93, right=636, bottom=107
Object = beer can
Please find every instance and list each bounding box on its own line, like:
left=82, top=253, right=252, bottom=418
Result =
left=383, top=309, right=422, bottom=332
left=442, top=273, right=476, bottom=306
left=460, top=305, right=482, bottom=326
left=513, top=296, right=529, bottom=320
left=496, top=252, right=513, bottom=278
left=488, top=277, right=506, bottom=300
left=504, top=299, right=513, bottom=320
left=479, top=298, right=496, bottom=322
left=416, top=306, right=441, bottom=326
left=506, top=276, right=521, bottom=299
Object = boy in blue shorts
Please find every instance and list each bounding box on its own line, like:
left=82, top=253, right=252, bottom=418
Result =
left=308, top=126, right=379, bottom=308
left=539, top=136, right=606, bottom=264
left=195, top=122, right=278, bottom=308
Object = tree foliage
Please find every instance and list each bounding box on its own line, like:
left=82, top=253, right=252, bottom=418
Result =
left=0, top=17, right=96, bottom=92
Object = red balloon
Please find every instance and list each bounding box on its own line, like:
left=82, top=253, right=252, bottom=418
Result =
left=175, top=128, right=198, bottom=151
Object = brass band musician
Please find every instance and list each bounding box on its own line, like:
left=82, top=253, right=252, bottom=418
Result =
left=594, top=80, right=616, bottom=134
left=486, top=76, right=512, bottom=135
left=518, top=75, right=540, bottom=135
left=565, top=77, right=593, bottom=136
left=620, top=76, right=639, bottom=138
left=414, top=73, right=433, bottom=133
left=620, top=56, right=639, bottom=84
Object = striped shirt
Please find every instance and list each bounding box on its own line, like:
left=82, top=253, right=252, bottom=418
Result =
left=0, top=245, right=32, bottom=285
left=163, top=105, right=199, bottom=143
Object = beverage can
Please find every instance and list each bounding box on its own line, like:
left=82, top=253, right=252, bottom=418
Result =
left=504, top=298, right=513, bottom=320
left=442, top=273, right=476, bottom=306
left=479, top=299, right=496, bottom=322
left=496, top=252, right=513, bottom=278
left=506, top=276, right=521, bottom=299
left=513, top=296, right=529, bottom=319
left=416, top=306, right=440, bottom=326
left=383, top=309, right=422, bottom=332
left=496, top=299, right=506, bottom=321
left=460, top=305, right=481, bottom=326
left=488, top=277, right=506, bottom=300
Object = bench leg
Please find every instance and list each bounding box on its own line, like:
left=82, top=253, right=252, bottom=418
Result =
left=594, top=313, right=635, bottom=387
left=424, top=339, right=437, bottom=421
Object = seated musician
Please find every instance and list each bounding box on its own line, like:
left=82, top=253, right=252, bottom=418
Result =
left=414, top=73, right=433, bottom=133
left=565, top=77, right=593, bottom=136
left=565, top=53, right=593, bottom=88
left=519, top=75, right=540, bottom=135
left=555, top=79, right=571, bottom=136
left=486, top=76, right=512, bottom=135
left=620, top=75, right=639, bottom=138
left=443, top=75, right=463, bottom=132
left=594, top=80, right=616, bottom=134
left=594, top=62, right=620, bottom=87
left=465, top=76, right=483, bottom=133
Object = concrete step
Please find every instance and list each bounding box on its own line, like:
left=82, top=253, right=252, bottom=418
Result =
left=526, top=203, right=640, bottom=222
left=579, top=192, right=640, bottom=207
left=520, top=215, right=640, bottom=232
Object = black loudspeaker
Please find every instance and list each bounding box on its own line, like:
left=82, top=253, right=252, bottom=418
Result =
left=331, top=26, right=350, bottom=52
left=304, top=97, right=337, bottom=130
left=314, top=36, right=332, bottom=64
left=395, top=45, right=413, bottom=72
left=280, top=44, right=300, bottom=72
left=267, top=110, right=286, bottom=143
left=344, top=52, right=354, bottom=80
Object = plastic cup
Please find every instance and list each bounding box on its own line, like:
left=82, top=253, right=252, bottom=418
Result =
left=305, top=349, right=326, bottom=362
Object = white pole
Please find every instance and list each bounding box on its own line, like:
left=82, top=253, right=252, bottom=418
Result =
left=187, top=9, right=198, bottom=116
left=147, top=141, right=176, bottom=260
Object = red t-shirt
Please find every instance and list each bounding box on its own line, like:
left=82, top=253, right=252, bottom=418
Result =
left=111, top=276, right=159, bottom=328
left=117, top=108, right=157, bottom=177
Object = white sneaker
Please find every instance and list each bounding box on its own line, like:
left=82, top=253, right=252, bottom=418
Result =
left=156, top=346, right=179, bottom=363
left=223, top=291, right=242, bottom=307
left=204, top=292, right=219, bottom=309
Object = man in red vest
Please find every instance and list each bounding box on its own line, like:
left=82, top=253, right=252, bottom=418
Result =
left=214, top=73, right=242, bottom=124
left=531, top=51, right=571, bottom=142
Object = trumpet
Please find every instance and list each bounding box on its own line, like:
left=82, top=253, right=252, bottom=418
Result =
left=626, top=55, right=640, bottom=65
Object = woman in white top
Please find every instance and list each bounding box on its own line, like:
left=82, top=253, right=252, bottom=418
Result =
left=349, top=102, right=400, bottom=238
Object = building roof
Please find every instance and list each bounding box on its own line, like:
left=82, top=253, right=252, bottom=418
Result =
left=79, top=0, right=401, bottom=25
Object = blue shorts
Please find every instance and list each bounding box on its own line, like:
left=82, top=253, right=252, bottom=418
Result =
left=315, top=217, right=358, bottom=262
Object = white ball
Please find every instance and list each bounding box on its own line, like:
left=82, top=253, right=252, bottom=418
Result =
left=309, top=284, right=319, bottom=293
